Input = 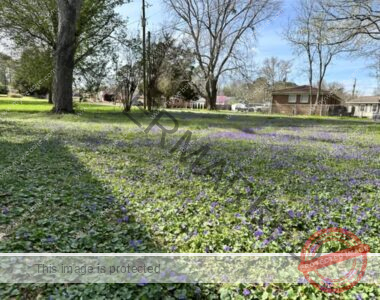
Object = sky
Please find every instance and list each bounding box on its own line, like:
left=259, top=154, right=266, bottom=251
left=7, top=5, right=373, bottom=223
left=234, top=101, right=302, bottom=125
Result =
left=119, top=0, right=379, bottom=95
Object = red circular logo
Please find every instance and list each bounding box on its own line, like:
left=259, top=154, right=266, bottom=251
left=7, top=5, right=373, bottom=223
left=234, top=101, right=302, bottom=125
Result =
left=298, top=227, right=370, bottom=293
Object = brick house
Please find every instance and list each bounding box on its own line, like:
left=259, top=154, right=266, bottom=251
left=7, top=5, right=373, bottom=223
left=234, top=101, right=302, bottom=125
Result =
left=271, top=85, right=342, bottom=115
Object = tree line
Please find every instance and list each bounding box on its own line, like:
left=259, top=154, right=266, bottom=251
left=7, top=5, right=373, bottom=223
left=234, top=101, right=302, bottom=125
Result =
left=0, top=0, right=378, bottom=113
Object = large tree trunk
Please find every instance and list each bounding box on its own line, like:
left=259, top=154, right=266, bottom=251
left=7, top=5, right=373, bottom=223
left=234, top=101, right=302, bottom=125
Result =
left=206, top=78, right=218, bottom=110
left=52, top=0, right=83, bottom=113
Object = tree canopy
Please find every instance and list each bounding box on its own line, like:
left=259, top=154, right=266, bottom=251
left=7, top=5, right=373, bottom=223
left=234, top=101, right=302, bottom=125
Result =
left=0, top=0, right=128, bottom=112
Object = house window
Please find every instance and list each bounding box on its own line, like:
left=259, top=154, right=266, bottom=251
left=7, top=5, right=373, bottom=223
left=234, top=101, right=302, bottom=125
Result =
left=288, top=95, right=297, bottom=103
left=300, top=95, right=309, bottom=103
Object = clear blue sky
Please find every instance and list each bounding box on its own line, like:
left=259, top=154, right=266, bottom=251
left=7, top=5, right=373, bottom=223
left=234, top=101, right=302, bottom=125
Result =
left=120, top=0, right=378, bottom=95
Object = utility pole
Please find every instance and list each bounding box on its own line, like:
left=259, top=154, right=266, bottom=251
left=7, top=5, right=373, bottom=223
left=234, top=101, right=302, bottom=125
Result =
left=142, top=0, right=147, bottom=110
left=352, top=78, right=356, bottom=99
left=377, top=58, right=380, bottom=95
left=147, top=31, right=151, bottom=111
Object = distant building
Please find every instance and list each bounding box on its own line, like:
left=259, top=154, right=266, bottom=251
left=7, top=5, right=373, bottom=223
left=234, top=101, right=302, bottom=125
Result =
left=216, top=95, right=229, bottom=105
left=346, top=96, right=380, bottom=119
left=271, top=85, right=342, bottom=116
left=191, top=98, right=206, bottom=109
left=166, top=97, right=192, bottom=109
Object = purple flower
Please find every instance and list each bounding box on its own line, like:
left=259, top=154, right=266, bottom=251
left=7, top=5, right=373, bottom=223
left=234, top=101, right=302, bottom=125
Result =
left=308, top=211, right=316, bottom=218
left=2, top=207, right=9, bottom=215
left=177, top=274, right=187, bottom=282
left=205, top=246, right=210, bottom=253
left=254, top=229, right=263, bottom=238
left=106, top=195, right=115, bottom=203
left=170, top=246, right=177, bottom=252
left=276, top=227, right=283, bottom=234
left=288, top=210, right=295, bottom=219
left=211, top=202, right=218, bottom=208
left=356, top=294, right=363, bottom=300
left=122, top=216, right=129, bottom=222
left=223, top=245, right=232, bottom=251
left=120, top=206, right=127, bottom=212
left=45, top=236, right=56, bottom=243
left=130, top=240, right=142, bottom=249
left=262, top=239, right=269, bottom=247
left=243, top=288, right=251, bottom=296
left=138, top=276, right=149, bottom=286
left=323, top=278, right=333, bottom=287
left=297, top=277, right=307, bottom=284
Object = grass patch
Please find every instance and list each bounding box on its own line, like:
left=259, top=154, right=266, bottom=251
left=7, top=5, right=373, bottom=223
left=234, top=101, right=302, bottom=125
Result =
left=0, top=97, right=379, bottom=299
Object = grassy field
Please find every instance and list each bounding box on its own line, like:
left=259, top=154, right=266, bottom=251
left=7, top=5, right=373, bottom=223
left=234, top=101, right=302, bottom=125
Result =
left=0, top=97, right=379, bottom=299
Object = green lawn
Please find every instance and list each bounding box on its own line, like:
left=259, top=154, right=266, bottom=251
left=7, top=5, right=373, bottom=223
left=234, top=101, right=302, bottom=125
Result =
left=0, top=97, right=379, bottom=299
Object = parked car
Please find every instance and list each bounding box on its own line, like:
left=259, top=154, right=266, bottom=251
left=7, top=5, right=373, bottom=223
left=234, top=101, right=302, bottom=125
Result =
left=328, top=106, right=351, bottom=117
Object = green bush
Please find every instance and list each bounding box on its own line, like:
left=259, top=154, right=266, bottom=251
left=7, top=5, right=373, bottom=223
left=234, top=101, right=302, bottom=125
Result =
left=0, top=84, right=9, bottom=95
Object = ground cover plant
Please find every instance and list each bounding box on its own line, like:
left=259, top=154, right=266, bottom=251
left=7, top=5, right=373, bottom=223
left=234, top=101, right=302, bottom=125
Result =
left=0, top=97, right=379, bottom=299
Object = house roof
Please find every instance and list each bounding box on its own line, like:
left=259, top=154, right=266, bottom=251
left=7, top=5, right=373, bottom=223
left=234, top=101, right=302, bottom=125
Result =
left=272, top=85, right=333, bottom=96
left=346, top=96, right=380, bottom=104
left=216, top=95, right=229, bottom=104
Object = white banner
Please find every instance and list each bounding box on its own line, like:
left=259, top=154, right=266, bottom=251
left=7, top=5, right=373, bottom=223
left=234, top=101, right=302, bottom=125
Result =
left=0, top=253, right=379, bottom=284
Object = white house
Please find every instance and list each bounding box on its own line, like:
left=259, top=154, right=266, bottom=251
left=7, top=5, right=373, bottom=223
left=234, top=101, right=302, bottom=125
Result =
left=346, top=96, right=380, bottom=119
left=191, top=98, right=206, bottom=109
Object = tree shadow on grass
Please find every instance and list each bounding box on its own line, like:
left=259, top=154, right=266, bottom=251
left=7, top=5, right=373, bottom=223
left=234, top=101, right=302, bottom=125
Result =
left=0, top=121, right=206, bottom=299
left=0, top=128, right=154, bottom=253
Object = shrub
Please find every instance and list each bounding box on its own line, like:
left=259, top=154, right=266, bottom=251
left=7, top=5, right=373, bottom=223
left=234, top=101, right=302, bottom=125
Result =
left=0, top=84, right=9, bottom=95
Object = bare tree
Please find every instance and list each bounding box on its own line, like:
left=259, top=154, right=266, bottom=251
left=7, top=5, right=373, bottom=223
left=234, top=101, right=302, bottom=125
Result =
left=117, top=39, right=142, bottom=112
left=320, top=0, right=380, bottom=42
left=260, top=57, right=292, bottom=88
left=164, top=0, right=280, bottom=110
left=285, top=0, right=317, bottom=114
left=285, top=0, right=357, bottom=114
left=319, top=1, right=379, bottom=96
